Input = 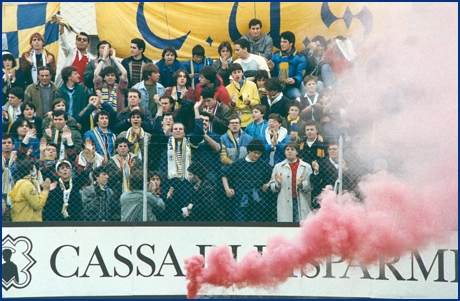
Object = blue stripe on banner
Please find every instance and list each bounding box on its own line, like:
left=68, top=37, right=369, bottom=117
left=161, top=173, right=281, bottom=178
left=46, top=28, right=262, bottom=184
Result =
left=44, top=20, right=60, bottom=45
left=17, top=3, right=47, bottom=30
left=5, top=32, right=19, bottom=58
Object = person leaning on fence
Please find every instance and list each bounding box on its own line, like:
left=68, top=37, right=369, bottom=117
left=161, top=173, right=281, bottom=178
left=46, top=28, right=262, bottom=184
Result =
left=120, top=170, right=165, bottom=222
left=8, top=160, right=56, bottom=222
left=43, top=160, right=83, bottom=222
left=81, top=165, right=119, bottom=221
left=269, top=142, right=313, bottom=222
left=221, top=138, right=273, bottom=222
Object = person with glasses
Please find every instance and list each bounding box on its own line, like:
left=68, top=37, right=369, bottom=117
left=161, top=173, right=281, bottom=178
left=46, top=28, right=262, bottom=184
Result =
left=220, top=115, right=253, bottom=165
left=55, top=16, right=95, bottom=87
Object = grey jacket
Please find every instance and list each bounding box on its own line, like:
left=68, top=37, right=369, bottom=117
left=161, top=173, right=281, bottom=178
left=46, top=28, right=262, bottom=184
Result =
left=120, top=190, right=165, bottom=221
left=24, top=81, right=58, bottom=118
left=242, top=33, right=274, bottom=60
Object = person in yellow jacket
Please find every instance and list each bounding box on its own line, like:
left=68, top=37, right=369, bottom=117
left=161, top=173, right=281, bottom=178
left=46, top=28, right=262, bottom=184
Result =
left=8, top=160, right=56, bottom=222
left=226, top=63, right=260, bottom=128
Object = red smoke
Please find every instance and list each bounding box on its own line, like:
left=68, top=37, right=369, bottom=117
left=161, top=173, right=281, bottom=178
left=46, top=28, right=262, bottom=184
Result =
left=184, top=3, right=458, bottom=298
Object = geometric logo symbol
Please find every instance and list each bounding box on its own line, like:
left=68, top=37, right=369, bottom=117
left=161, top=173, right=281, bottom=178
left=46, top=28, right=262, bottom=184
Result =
left=2, top=235, right=36, bottom=291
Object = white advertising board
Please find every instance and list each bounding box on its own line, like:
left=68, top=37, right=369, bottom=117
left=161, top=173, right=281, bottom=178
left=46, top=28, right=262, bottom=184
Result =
left=2, top=224, right=458, bottom=298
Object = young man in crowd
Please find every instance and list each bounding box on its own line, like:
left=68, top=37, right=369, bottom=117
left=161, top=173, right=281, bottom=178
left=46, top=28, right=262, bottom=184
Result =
left=200, top=87, right=232, bottom=136
left=282, top=100, right=307, bottom=144
left=121, top=38, right=153, bottom=88
left=56, top=16, right=94, bottom=87
left=132, top=63, right=165, bottom=116
left=267, top=31, right=307, bottom=101
left=183, top=44, right=213, bottom=88
left=54, top=65, right=89, bottom=118
left=82, top=110, right=117, bottom=162
left=194, top=66, right=230, bottom=106
left=114, top=88, right=153, bottom=134
left=300, top=75, right=322, bottom=121
left=84, top=40, right=122, bottom=90
left=244, top=104, right=268, bottom=138
left=2, top=133, right=18, bottom=220
left=258, top=113, right=291, bottom=166
left=241, top=18, right=273, bottom=60
left=117, top=109, right=151, bottom=160
left=220, top=114, right=254, bottom=165
left=2, top=87, right=23, bottom=133
left=233, top=38, right=271, bottom=81
left=221, top=138, right=272, bottom=222
left=45, top=110, right=82, bottom=160
left=299, top=120, right=326, bottom=165
left=270, top=142, right=313, bottom=222
left=21, top=32, right=56, bottom=86
left=262, top=77, right=289, bottom=118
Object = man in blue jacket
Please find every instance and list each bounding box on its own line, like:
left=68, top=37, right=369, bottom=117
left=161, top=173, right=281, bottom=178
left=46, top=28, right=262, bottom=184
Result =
left=267, top=31, right=307, bottom=102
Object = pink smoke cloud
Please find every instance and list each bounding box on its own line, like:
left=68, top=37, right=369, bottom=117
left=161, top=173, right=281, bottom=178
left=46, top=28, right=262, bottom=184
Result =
left=184, top=3, right=457, bottom=298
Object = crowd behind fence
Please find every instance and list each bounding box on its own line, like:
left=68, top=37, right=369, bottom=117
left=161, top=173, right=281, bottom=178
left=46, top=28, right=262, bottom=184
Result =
left=2, top=3, right=386, bottom=224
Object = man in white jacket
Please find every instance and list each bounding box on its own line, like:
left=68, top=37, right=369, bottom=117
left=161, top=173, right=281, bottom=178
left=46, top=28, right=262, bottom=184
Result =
left=269, top=142, right=313, bottom=222
left=55, top=17, right=95, bottom=87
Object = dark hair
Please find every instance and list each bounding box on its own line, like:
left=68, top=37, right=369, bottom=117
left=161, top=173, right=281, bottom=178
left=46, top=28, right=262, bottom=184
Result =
left=228, top=114, right=241, bottom=124
left=304, top=120, right=318, bottom=130
left=200, top=111, right=212, bottom=119
left=149, top=171, right=164, bottom=183
left=234, top=38, right=251, bottom=52
left=159, top=95, right=175, bottom=105
left=187, top=161, right=208, bottom=180
left=229, top=62, right=243, bottom=73
left=303, top=75, right=318, bottom=85
left=129, top=109, right=144, bottom=121
left=94, top=110, right=110, bottom=124
left=37, top=66, right=51, bottom=75
left=141, top=63, right=159, bottom=81
left=93, top=165, right=109, bottom=179
left=254, top=70, right=269, bottom=81
left=192, top=44, right=205, bottom=57
left=2, top=133, right=14, bottom=144
left=162, top=46, right=177, bottom=60
left=284, top=142, right=300, bottom=153
left=100, top=66, right=118, bottom=81
left=280, top=31, right=296, bottom=45
left=218, top=41, right=233, bottom=56
left=52, top=98, right=67, bottom=110
left=96, top=40, right=111, bottom=52
left=268, top=113, right=283, bottom=124
left=199, top=66, right=217, bottom=83
left=264, top=78, right=283, bottom=92
left=46, top=142, right=58, bottom=153
left=200, top=86, right=214, bottom=99
left=61, top=65, right=78, bottom=83
left=252, top=104, right=267, bottom=116
left=129, top=170, right=144, bottom=190
left=115, top=137, right=130, bottom=149
left=287, top=100, right=301, bottom=110
left=172, top=69, right=191, bottom=87
left=10, top=118, right=32, bottom=139
left=328, top=140, right=339, bottom=148
left=16, top=160, right=37, bottom=179
left=311, top=35, right=327, bottom=47
left=76, top=32, right=90, bottom=41
left=319, top=87, right=333, bottom=100
left=248, top=18, right=262, bottom=28
left=127, top=88, right=141, bottom=99
left=20, top=101, right=36, bottom=113
left=131, top=38, right=146, bottom=54
left=162, top=112, right=174, bottom=120
left=2, top=53, right=17, bottom=68
left=8, top=87, right=24, bottom=100
left=52, top=110, right=68, bottom=121
left=246, top=138, right=265, bottom=153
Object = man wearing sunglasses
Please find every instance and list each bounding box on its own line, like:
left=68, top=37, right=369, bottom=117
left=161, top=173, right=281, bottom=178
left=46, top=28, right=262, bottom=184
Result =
left=55, top=16, right=95, bottom=87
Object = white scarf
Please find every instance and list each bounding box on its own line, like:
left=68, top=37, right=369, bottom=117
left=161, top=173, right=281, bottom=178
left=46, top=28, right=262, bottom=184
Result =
left=2, top=154, right=15, bottom=205
left=304, top=92, right=319, bottom=106
left=166, top=137, right=191, bottom=180
left=54, top=125, right=68, bottom=160
left=30, top=50, right=47, bottom=84
left=264, top=127, right=288, bottom=166
left=76, top=152, right=104, bottom=170
left=7, top=105, right=21, bottom=132
left=59, top=178, right=72, bottom=218
left=111, top=154, right=133, bottom=193
left=267, top=92, right=284, bottom=107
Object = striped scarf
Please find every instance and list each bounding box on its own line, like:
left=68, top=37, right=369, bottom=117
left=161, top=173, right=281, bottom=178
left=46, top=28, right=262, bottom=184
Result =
left=101, top=84, right=117, bottom=109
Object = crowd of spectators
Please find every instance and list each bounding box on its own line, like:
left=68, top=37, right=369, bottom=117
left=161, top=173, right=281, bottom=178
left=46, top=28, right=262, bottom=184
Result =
left=2, top=17, right=373, bottom=223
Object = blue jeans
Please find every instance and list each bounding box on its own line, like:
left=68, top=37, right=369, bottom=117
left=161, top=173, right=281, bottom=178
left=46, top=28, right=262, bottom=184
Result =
left=292, top=198, right=299, bottom=222
left=321, top=64, right=334, bottom=87
left=284, top=87, right=301, bottom=101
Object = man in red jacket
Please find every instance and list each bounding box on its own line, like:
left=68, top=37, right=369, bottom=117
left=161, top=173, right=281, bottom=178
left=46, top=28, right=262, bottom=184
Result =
left=194, top=66, right=230, bottom=106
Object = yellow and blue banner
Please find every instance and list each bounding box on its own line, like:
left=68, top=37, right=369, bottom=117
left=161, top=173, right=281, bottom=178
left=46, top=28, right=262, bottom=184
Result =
left=94, top=2, right=406, bottom=61
left=2, top=2, right=60, bottom=62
